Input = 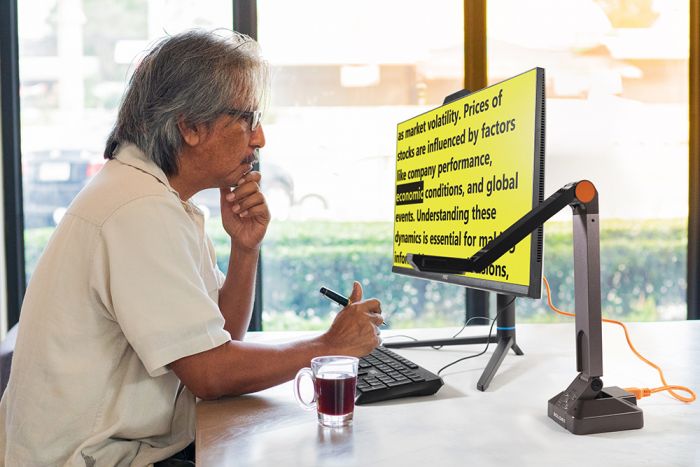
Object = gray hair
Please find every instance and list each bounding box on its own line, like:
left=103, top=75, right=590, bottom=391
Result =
left=104, top=29, right=268, bottom=176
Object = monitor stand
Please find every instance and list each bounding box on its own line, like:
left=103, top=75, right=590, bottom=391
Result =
left=382, top=293, right=523, bottom=391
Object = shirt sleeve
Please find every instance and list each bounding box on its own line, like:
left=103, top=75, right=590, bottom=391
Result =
left=95, top=195, right=231, bottom=377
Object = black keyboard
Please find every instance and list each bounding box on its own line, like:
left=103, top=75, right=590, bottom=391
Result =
left=355, top=346, right=444, bottom=405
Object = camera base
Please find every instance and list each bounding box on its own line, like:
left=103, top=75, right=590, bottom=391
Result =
left=548, top=386, right=644, bottom=435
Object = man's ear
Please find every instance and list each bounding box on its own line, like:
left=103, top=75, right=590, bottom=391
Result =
left=177, top=117, right=203, bottom=147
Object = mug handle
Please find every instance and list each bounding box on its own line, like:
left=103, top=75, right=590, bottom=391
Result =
left=293, top=367, right=317, bottom=411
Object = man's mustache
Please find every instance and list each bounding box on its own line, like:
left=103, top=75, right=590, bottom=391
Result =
left=244, top=148, right=260, bottom=165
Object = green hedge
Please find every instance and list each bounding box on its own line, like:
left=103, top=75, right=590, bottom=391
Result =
left=208, top=219, right=687, bottom=329
left=25, top=218, right=687, bottom=330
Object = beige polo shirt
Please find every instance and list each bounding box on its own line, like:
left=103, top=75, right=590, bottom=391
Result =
left=0, top=144, right=231, bottom=466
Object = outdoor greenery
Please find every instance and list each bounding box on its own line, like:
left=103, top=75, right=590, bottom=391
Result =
left=24, top=218, right=687, bottom=331
left=211, top=218, right=687, bottom=330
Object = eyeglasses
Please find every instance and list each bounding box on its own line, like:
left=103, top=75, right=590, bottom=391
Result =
left=224, top=108, right=262, bottom=132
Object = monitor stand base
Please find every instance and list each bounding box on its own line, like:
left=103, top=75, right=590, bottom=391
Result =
left=477, top=334, right=523, bottom=391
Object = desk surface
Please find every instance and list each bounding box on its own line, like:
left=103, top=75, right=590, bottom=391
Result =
left=196, top=321, right=700, bottom=467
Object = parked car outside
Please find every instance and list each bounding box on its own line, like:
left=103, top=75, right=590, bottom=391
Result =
left=22, top=149, right=104, bottom=228
left=22, top=149, right=296, bottom=228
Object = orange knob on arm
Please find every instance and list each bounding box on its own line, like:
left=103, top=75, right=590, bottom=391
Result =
left=575, top=180, right=596, bottom=204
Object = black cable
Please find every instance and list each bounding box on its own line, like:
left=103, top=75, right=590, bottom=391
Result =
left=380, top=316, right=495, bottom=348
left=456, top=316, right=493, bottom=336
left=436, top=297, right=514, bottom=376
left=430, top=315, right=494, bottom=350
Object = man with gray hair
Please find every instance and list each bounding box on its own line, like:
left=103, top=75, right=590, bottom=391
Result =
left=0, top=29, right=382, bottom=466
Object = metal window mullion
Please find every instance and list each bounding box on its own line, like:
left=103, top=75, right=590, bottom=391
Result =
left=1, top=0, right=26, bottom=330
left=233, top=0, right=263, bottom=331
left=689, top=0, right=699, bottom=319
left=463, top=0, right=490, bottom=322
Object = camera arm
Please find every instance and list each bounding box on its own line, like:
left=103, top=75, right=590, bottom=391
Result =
left=407, top=180, right=643, bottom=434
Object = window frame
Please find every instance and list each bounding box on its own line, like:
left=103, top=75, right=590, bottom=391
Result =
left=1, top=0, right=26, bottom=331
left=233, top=0, right=264, bottom=331
left=689, top=0, right=699, bottom=319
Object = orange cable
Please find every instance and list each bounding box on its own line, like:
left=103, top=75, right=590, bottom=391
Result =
left=542, top=276, right=696, bottom=403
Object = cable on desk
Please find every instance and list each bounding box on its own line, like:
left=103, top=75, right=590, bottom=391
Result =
left=381, top=334, right=419, bottom=343
left=542, top=276, right=696, bottom=404
left=430, top=316, right=494, bottom=350
left=379, top=317, right=495, bottom=349
left=436, top=297, right=513, bottom=376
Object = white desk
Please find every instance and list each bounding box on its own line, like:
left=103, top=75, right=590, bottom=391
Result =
left=196, top=321, right=700, bottom=467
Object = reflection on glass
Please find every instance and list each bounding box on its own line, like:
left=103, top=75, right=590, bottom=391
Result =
left=257, top=0, right=466, bottom=330
left=19, top=0, right=232, bottom=281
left=487, top=0, right=689, bottom=321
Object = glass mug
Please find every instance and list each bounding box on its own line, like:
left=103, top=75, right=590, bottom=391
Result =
left=293, top=356, right=359, bottom=428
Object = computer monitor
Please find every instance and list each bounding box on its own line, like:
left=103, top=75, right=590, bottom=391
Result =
left=392, top=68, right=545, bottom=299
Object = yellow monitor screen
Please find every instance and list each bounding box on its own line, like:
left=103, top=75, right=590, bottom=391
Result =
left=392, top=68, right=545, bottom=298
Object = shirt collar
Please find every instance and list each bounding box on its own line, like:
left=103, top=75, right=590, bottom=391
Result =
left=113, top=144, right=204, bottom=216
left=113, top=143, right=175, bottom=191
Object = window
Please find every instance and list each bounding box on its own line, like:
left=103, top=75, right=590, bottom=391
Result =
left=19, top=0, right=233, bottom=281
left=250, top=0, right=466, bottom=330
left=7, top=0, right=694, bottom=332
left=487, top=0, right=689, bottom=320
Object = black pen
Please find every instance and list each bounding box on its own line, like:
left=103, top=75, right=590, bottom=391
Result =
left=319, top=287, right=387, bottom=326
left=319, top=287, right=349, bottom=306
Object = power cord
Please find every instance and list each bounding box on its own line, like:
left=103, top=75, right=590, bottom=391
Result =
left=543, top=275, right=696, bottom=403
